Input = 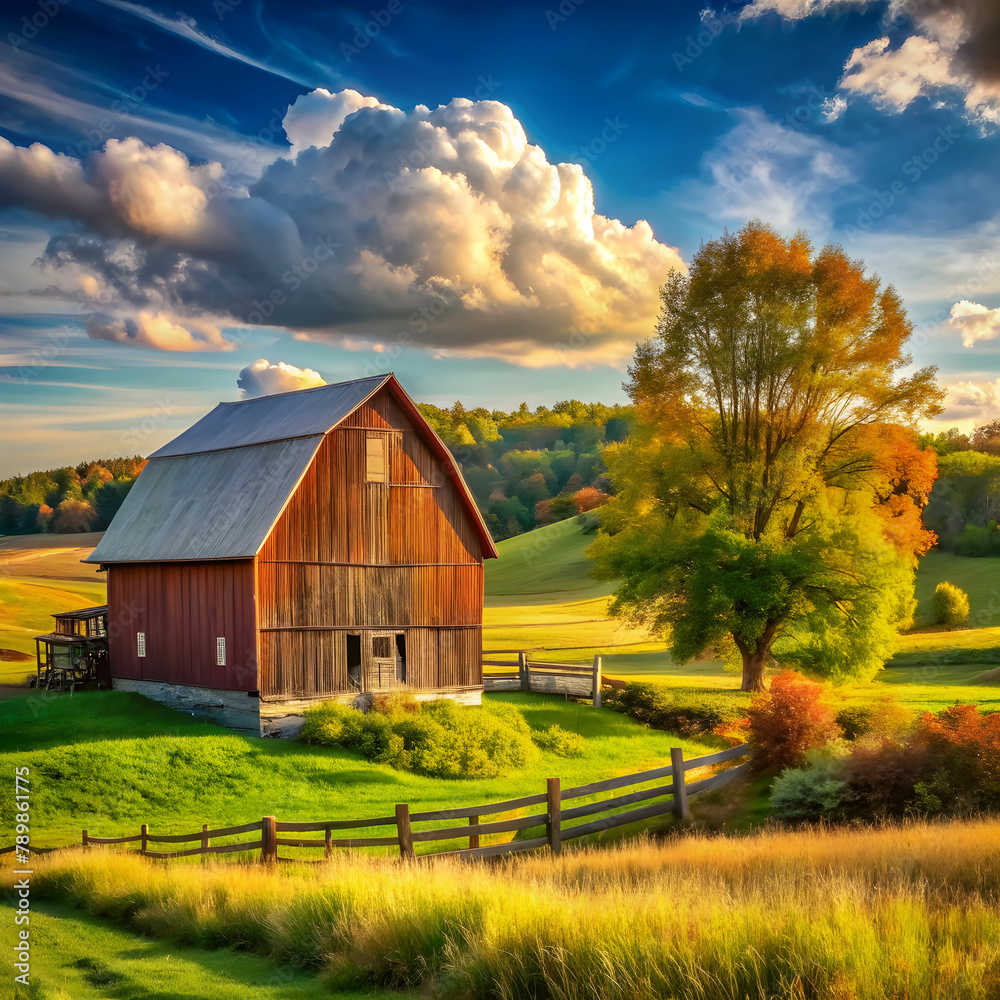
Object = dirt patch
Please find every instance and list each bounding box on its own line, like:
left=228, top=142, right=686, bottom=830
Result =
left=975, top=666, right=1000, bottom=683
left=0, top=648, right=32, bottom=662
left=0, top=531, right=105, bottom=551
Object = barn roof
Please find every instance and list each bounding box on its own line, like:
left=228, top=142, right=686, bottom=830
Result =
left=86, top=374, right=498, bottom=564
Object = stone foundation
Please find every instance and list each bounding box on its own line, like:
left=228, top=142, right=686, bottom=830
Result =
left=111, top=677, right=483, bottom=737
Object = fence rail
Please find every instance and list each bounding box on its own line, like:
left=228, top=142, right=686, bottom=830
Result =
left=55, top=743, right=751, bottom=865
left=483, top=649, right=604, bottom=706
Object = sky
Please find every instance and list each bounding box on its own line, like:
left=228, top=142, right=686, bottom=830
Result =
left=1, top=0, right=999, bottom=475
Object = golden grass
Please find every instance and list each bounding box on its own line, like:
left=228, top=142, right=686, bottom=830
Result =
left=23, top=818, right=1000, bottom=999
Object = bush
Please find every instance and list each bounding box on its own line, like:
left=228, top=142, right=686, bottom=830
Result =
left=746, top=671, right=841, bottom=773
left=932, top=581, right=970, bottom=629
left=603, top=683, right=748, bottom=737
left=532, top=724, right=584, bottom=757
left=842, top=704, right=1000, bottom=817
left=835, top=696, right=913, bottom=743
left=300, top=696, right=539, bottom=779
left=770, top=749, right=847, bottom=820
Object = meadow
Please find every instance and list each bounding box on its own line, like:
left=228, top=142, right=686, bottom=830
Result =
left=11, top=818, right=1000, bottom=999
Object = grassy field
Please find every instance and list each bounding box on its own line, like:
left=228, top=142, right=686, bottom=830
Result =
left=1, top=901, right=390, bottom=1000
left=19, top=819, right=1000, bottom=999
left=0, top=689, right=717, bottom=849
left=485, top=518, right=1000, bottom=710
left=0, top=532, right=106, bottom=684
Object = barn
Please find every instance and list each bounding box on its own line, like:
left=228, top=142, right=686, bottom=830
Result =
left=85, top=373, right=498, bottom=735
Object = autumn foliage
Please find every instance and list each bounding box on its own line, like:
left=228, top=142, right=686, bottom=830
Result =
left=743, top=671, right=841, bottom=772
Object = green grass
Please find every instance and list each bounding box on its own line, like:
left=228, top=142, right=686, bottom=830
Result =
left=1, top=900, right=395, bottom=1000
left=26, top=820, right=1000, bottom=1000
left=0, top=690, right=717, bottom=849
left=485, top=519, right=1000, bottom=711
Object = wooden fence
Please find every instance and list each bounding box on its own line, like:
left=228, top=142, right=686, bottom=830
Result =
left=73, top=744, right=750, bottom=864
left=483, top=649, right=604, bottom=706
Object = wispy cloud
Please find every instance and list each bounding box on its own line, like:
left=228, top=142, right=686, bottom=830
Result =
left=91, top=0, right=320, bottom=88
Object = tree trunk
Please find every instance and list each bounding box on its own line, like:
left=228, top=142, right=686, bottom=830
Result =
left=741, top=648, right=768, bottom=692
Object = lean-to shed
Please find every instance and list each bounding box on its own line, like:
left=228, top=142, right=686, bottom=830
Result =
left=86, top=374, right=498, bottom=734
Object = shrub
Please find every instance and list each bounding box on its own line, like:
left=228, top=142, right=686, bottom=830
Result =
left=770, top=749, right=847, bottom=820
left=604, top=683, right=748, bottom=737
left=932, top=581, right=970, bottom=629
left=746, top=671, right=841, bottom=773
left=835, top=696, right=913, bottom=743
left=299, top=696, right=539, bottom=780
left=842, top=704, right=1000, bottom=817
left=532, top=724, right=584, bottom=757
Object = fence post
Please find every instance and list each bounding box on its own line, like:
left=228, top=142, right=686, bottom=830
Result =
left=261, top=816, right=277, bottom=864
left=519, top=651, right=529, bottom=692
left=82, top=829, right=88, bottom=849
left=140, top=824, right=148, bottom=855
left=395, top=804, right=415, bottom=860
left=468, top=814, right=480, bottom=851
left=546, top=778, right=561, bottom=856
left=324, top=827, right=333, bottom=860
left=592, top=655, right=602, bottom=708
left=201, top=824, right=209, bottom=861
left=671, top=748, right=690, bottom=822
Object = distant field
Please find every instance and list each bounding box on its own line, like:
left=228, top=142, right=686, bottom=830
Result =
left=485, top=518, right=1000, bottom=708
left=0, top=532, right=106, bottom=683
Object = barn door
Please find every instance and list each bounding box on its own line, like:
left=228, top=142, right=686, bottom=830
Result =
left=368, top=631, right=406, bottom=690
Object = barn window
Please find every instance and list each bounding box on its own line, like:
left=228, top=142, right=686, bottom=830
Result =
left=395, top=634, right=407, bottom=683
left=372, top=635, right=392, bottom=659
left=365, top=434, right=387, bottom=483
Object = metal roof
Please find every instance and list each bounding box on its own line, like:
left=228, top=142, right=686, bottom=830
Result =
left=86, top=436, right=323, bottom=563
left=150, top=375, right=389, bottom=458
left=87, top=373, right=498, bottom=564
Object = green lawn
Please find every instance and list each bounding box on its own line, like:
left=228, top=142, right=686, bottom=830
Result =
left=484, top=519, right=1000, bottom=709
left=0, top=689, right=717, bottom=850
left=0, top=900, right=396, bottom=1000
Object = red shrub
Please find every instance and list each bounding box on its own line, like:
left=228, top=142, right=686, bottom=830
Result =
left=747, top=671, right=841, bottom=772
left=573, top=487, right=607, bottom=513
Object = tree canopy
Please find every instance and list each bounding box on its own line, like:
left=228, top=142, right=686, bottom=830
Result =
left=588, top=221, right=945, bottom=691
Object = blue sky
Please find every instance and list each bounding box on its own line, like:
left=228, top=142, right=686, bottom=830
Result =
left=1, top=0, right=999, bottom=475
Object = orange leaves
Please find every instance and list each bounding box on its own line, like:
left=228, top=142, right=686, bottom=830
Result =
left=745, top=670, right=841, bottom=772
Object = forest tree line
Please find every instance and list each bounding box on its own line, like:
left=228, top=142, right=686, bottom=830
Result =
left=6, top=407, right=1000, bottom=550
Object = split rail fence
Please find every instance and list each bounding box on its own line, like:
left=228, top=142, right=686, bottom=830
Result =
left=482, top=649, right=607, bottom=705
left=74, top=743, right=750, bottom=864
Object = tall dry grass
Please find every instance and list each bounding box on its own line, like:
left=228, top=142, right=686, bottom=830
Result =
left=27, top=819, right=1000, bottom=999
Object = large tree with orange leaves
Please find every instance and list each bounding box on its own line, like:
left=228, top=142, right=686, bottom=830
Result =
left=589, top=221, right=944, bottom=691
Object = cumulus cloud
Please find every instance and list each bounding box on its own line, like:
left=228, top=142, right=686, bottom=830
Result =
left=87, top=312, right=231, bottom=351
left=0, top=93, right=683, bottom=368
left=939, top=377, right=1000, bottom=422
left=739, top=0, right=1000, bottom=128
left=237, top=358, right=327, bottom=397
left=283, top=88, right=395, bottom=157
left=950, top=299, right=1000, bottom=346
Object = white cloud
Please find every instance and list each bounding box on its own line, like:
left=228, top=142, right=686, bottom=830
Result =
left=88, top=312, right=232, bottom=351
left=283, top=89, right=395, bottom=157
left=821, top=95, right=848, bottom=122
left=840, top=35, right=957, bottom=111
left=738, top=0, right=862, bottom=20
left=739, top=0, right=1000, bottom=129
left=938, top=378, right=1000, bottom=424
left=0, top=91, right=684, bottom=368
left=676, top=108, right=854, bottom=231
left=950, top=299, right=1000, bottom=346
left=237, top=359, right=327, bottom=397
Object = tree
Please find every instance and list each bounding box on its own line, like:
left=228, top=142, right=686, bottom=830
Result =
left=588, top=221, right=944, bottom=691
left=972, top=418, right=1000, bottom=455
left=933, top=582, right=969, bottom=629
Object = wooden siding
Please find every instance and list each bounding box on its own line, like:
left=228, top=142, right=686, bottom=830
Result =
left=257, top=387, right=485, bottom=699
left=107, top=561, right=257, bottom=691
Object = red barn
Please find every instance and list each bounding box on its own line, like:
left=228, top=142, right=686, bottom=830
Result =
left=86, top=374, right=497, bottom=734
